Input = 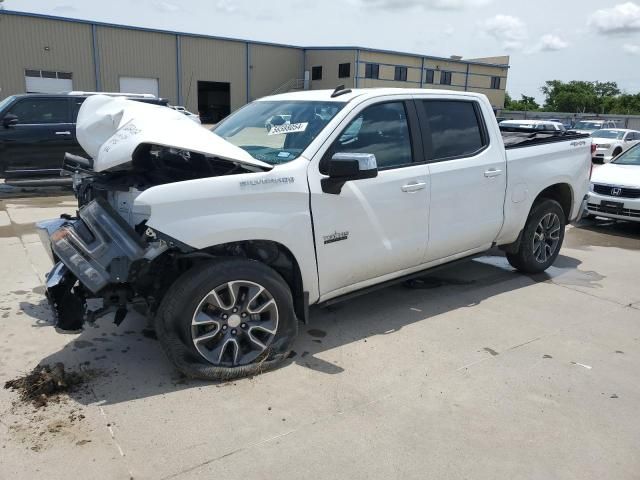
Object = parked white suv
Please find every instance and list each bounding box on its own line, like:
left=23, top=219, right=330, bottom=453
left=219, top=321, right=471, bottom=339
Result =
left=37, top=89, right=591, bottom=379
left=591, top=129, right=640, bottom=163
left=573, top=119, right=618, bottom=134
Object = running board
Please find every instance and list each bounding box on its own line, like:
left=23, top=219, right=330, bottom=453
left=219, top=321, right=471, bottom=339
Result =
left=318, top=252, right=486, bottom=308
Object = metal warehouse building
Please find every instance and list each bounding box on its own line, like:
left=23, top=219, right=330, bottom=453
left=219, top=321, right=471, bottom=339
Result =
left=0, top=10, right=509, bottom=122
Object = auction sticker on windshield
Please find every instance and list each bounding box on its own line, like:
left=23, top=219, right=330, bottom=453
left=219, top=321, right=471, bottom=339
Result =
left=269, top=122, right=308, bottom=135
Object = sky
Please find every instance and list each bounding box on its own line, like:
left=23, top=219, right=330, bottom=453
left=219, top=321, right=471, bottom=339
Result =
left=3, top=0, right=640, bottom=103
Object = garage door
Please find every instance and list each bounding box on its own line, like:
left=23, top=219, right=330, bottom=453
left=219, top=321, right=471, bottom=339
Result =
left=25, top=69, right=73, bottom=93
left=119, top=77, right=159, bottom=97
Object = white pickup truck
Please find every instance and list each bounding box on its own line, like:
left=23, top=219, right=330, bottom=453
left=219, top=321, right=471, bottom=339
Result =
left=38, top=88, right=591, bottom=379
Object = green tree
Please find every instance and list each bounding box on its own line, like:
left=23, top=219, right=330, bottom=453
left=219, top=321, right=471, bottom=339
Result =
left=540, top=80, right=621, bottom=113
left=505, top=93, right=539, bottom=111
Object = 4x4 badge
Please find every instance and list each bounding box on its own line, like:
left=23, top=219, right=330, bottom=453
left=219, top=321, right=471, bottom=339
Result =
left=323, top=231, right=349, bottom=245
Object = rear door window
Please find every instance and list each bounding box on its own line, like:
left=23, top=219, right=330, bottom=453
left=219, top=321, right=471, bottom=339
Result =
left=9, top=98, right=70, bottom=124
left=420, top=100, right=487, bottom=161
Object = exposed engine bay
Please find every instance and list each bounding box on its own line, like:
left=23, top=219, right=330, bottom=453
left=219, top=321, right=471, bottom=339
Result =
left=71, top=144, right=256, bottom=212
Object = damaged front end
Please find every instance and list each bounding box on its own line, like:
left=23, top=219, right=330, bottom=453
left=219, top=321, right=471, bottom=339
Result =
left=36, top=94, right=273, bottom=333
left=37, top=197, right=169, bottom=332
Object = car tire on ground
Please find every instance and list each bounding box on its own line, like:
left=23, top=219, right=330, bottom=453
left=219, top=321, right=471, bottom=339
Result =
left=155, top=258, right=298, bottom=381
left=506, top=199, right=566, bottom=274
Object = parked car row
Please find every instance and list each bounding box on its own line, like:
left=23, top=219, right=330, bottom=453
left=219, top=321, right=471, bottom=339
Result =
left=498, top=118, right=640, bottom=165
left=0, top=91, right=201, bottom=182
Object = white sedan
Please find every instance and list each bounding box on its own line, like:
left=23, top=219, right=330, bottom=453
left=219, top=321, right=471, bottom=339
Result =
left=591, top=129, right=640, bottom=163
left=499, top=119, right=565, bottom=131
left=587, top=145, right=640, bottom=222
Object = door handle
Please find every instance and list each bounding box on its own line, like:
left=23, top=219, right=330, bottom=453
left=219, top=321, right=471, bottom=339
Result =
left=484, top=169, right=503, bottom=178
left=401, top=182, right=427, bottom=193
left=55, top=131, right=71, bottom=135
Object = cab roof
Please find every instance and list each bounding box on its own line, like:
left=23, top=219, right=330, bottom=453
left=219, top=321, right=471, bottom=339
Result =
left=260, top=88, right=488, bottom=103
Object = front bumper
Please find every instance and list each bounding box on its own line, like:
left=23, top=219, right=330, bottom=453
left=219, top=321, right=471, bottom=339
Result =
left=592, top=149, right=614, bottom=163
left=37, top=198, right=160, bottom=331
left=586, top=191, right=640, bottom=222
left=37, top=197, right=147, bottom=294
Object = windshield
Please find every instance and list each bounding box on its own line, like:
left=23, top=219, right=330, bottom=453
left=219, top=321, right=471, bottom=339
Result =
left=613, top=144, right=640, bottom=165
left=213, top=101, right=345, bottom=165
left=591, top=130, right=625, bottom=139
left=574, top=121, right=603, bottom=130
left=0, top=95, right=16, bottom=112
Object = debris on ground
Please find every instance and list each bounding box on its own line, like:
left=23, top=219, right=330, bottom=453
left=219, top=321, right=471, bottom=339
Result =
left=4, top=363, right=88, bottom=408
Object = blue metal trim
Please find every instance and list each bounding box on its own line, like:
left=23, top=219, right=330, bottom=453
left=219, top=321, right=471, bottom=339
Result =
left=357, top=60, right=422, bottom=71
left=464, top=64, right=469, bottom=92
left=354, top=50, right=360, bottom=88
left=246, top=42, right=251, bottom=102
left=357, top=60, right=507, bottom=79
left=355, top=77, right=422, bottom=85
left=176, top=35, right=183, bottom=105
left=91, top=24, right=101, bottom=91
left=311, top=46, right=510, bottom=68
left=1, top=10, right=511, bottom=70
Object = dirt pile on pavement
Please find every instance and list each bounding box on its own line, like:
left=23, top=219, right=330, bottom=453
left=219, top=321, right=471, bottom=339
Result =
left=4, top=363, right=87, bottom=408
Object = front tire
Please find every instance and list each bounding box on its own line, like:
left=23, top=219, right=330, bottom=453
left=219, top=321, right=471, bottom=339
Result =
left=155, top=258, right=298, bottom=380
left=506, top=199, right=566, bottom=274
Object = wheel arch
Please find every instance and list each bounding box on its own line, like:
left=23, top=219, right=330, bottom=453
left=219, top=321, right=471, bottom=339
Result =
left=533, top=183, right=573, bottom=222
left=200, top=239, right=308, bottom=323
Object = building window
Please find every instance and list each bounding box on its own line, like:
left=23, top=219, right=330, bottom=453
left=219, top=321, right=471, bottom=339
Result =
left=365, top=63, right=380, bottom=79
left=425, top=69, right=435, bottom=84
left=24, top=69, right=73, bottom=94
left=25, top=69, right=73, bottom=80
left=312, top=66, right=323, bottom=81
left=394, top=66, right=408, bottom=82
left=338, top=63, right=351, bottom=78
left=491, top=76, right=501, bottom=89
left=440, top=71, right=452, bottom=85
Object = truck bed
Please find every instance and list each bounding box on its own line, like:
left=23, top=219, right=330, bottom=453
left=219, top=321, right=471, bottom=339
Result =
left=501, top=130, right=590, bottom=149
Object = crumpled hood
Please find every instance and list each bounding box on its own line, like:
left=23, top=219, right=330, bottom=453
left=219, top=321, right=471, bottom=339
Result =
left=76, top=95, right=272, bottom=172
left=591, top=163, right=640, bottom=188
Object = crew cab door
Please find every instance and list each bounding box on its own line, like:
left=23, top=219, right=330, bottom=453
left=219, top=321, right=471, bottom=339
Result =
left=415, top=97, right=507, bottom=262
left=308, top=98, right=429, bottom=300
left=1, top=97, right=75, bottom=178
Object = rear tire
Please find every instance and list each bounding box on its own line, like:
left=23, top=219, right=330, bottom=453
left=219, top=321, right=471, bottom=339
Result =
left=506, top=199, right=566, bottom=274
left=155, top=258, right=298, bottom=381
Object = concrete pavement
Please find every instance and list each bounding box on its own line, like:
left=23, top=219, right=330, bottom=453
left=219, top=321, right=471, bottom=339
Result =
left=0, top=186, right=639, bottom=479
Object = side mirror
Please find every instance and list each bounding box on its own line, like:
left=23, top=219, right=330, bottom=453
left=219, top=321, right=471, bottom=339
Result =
left=2, top=114, right=18, bottom=128
left=321, top=153, right=378, bottom=194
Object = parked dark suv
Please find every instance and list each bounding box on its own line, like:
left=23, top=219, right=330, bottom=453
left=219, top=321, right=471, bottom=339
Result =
left=0, top=92, right=168, bottom=183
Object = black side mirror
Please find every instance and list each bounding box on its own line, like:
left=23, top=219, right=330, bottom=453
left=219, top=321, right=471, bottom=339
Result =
left=2, top=114, right=18, bottom=128
left=321, top=153, right=378, bottom=194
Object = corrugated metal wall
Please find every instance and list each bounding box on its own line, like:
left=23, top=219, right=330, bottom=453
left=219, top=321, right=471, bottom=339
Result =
left=0, top=12, right=510, bottom=113
left=179, top=36, right=247, bottom=114
left=0, top=14, right=95, bottom=96
left=96, top=26, right=178, bottom=103
left=305, top=50, right=356, bottom=90
left=249, top=44, right=303, bottom=100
